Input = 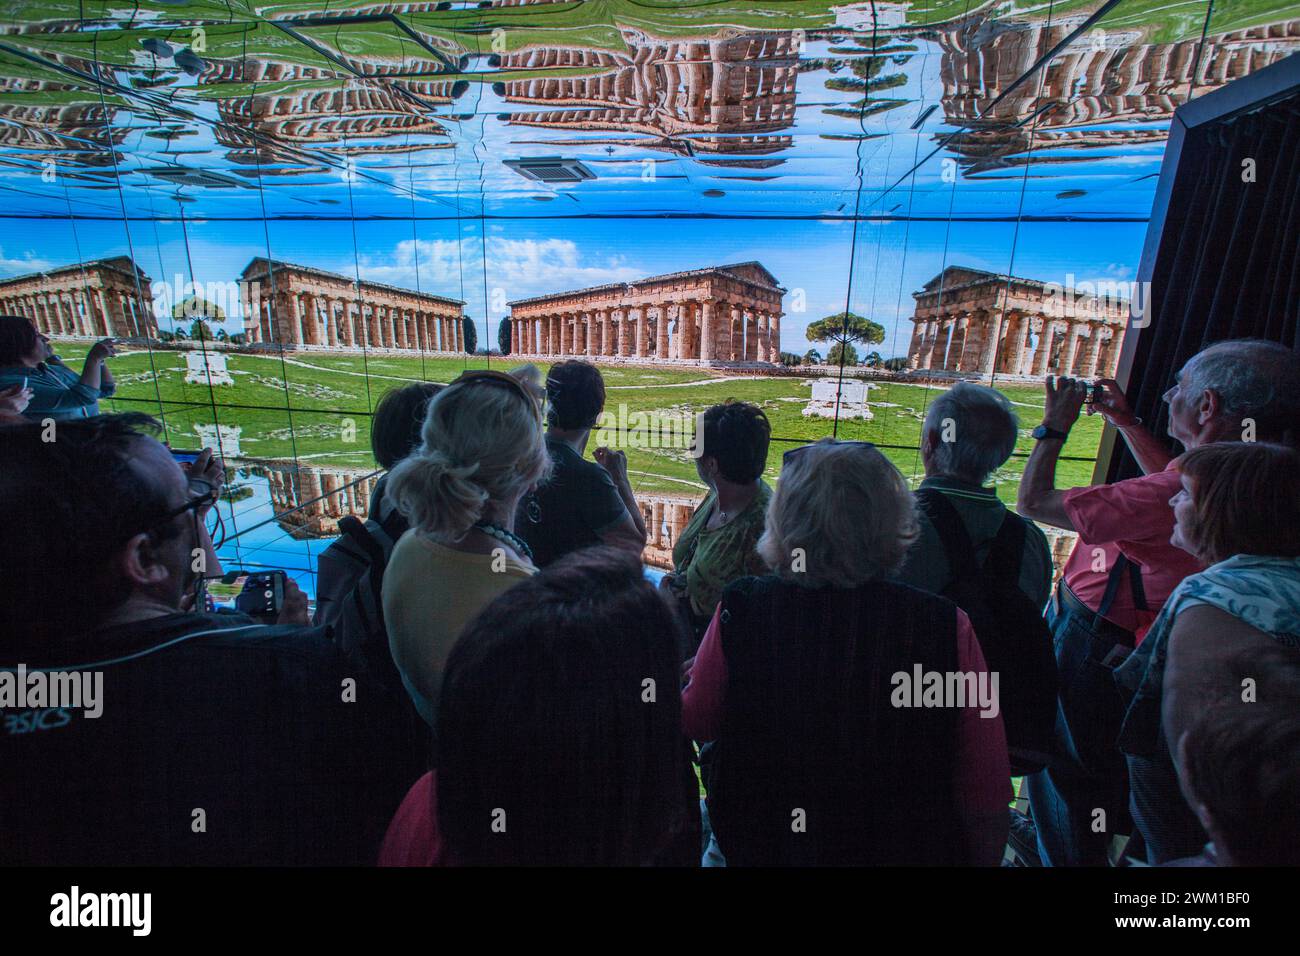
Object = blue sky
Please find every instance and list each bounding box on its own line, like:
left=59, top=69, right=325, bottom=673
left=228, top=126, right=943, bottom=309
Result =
left=0, top=215, right=1148, bottom=358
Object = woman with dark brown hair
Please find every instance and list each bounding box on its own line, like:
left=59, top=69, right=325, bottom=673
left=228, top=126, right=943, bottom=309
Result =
left=1116, top=441, right=1300, bottom=864
left=379, top=547, right=697, bottom=866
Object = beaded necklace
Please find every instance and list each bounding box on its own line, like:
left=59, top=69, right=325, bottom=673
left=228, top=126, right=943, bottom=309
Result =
left=474, top=521, right=534, bottom=562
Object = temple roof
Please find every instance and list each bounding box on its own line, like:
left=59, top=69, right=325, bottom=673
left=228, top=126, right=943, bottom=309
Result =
left=508, top=261, right=784, bottom=308
left=240, top=257, right=465, bottom=307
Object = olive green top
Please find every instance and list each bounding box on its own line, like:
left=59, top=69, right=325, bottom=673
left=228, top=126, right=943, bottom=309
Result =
left=672, top=481, right=772, bottom=617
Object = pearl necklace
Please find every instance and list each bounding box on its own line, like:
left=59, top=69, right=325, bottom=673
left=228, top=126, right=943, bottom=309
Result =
left=474, top=521, right=533, bottom=562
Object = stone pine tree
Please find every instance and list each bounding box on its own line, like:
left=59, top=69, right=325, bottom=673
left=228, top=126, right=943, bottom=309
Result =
left=497, top=317, right=511, bottom=355
left=827, top=341, right=859, bottom=366
left=805, top=312, right=886, bottom=360
left=462, top=317, right=477, bottom=354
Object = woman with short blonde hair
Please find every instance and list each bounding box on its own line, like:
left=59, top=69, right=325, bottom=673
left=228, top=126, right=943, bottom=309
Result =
left=383, top=369, right=551, bottom=732
left=683, top=439, right=1010, bottom=866
left=758, top=439, right=918, bottom=587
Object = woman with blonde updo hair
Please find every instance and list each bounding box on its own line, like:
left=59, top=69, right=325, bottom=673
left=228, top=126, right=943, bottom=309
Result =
left=382, top=368, right=551, bottom=733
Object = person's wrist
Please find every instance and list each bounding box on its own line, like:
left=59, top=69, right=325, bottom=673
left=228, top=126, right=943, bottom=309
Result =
left=1040, top=416, right=1075, bottom=434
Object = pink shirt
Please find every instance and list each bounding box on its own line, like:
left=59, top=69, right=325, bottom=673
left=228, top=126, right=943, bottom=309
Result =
left=682, top=604, right=1013, bottom=819
left=1060, top=463, right=1203, bottom=640
left=378, top=771, right=446, bottom=867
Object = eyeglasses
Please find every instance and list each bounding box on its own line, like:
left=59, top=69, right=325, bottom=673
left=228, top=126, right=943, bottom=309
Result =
left=451, top=369, right=542, bottom=421
left=782, top=439, right=877, bottom=466
left=152, top=476, right=219, bottom=528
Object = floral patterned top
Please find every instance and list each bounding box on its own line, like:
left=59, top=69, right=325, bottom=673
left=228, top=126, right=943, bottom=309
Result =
left=1116, top=554, right=1300, bottom=756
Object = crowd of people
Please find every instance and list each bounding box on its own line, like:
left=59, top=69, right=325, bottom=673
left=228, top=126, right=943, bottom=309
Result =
left=1, top=317, right=1298, bottom=867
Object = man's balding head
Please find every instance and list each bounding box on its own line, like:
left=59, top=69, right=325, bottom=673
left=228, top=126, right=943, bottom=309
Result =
left=0, top=414, right=194, bottom=641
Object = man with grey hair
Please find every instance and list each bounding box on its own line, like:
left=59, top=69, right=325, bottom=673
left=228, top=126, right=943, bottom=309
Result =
left=1017, top=337, right=1300, bottom=867
left=896, top=382, right=1053, bottom=609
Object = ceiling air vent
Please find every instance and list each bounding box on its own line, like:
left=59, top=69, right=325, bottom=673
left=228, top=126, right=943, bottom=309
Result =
left=504, top=157, right=596, bottom=184
left=143, top=167, right=244, bottom=189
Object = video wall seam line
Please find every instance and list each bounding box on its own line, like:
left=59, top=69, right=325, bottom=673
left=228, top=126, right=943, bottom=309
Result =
left=248, top=27, right=318, bottom=578
left=986, top=0, right=1059, bottom=398
left=830, top=0, right=886, bottom=440
left=95, top=390, right=1102, bottom=463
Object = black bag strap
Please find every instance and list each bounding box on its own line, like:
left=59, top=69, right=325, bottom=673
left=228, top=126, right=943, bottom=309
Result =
left=915, top=488, right=983, bottom=584
left=1097, top=551, right=1149, bottom=619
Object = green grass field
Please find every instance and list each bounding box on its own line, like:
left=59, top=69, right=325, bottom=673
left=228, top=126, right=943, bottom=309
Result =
left=67, top=344, right=1105, bottom=503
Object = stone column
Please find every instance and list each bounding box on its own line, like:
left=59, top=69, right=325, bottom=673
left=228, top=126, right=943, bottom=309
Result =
left=1101, top=329, right=1122, bottom=377
left=1030, top=318, right=1055, bottom=376
left=650, top=500, right=665, bottom=548
left=324, top=299, right=337, bottom=346
left=670, top=504, right=689, bottom=547
left=741, top=307, right=756, bottom=361
left=629, top=307, right=643, bottom=357
left=934, top=314, right=954, bottom=369
left=915, top=319, right=933, bottom=369
left=455, top=316, right=464, bottom=353
left=306, top=297, right=322, bottom=348
left=950, top=313, right=972, bottom=370
left=559, top=312, right=569, bottom=356
left=581, top=311, right=592, bottom=355
left=699, top=299, right=716, bottom=362
left=290, top=292, right=306, bottom=345
left=656, top=306, right=670, bottom=359
left=906, top=319, right=925, bottom=367
left=1059, top=321, right=1084, bottom=376
left=1002, top=312, right=1030, bottom=374
left=39, top=295, right=56, bottom=334
left=767, top=312, right=781, bottom=362
left=622, top=309, right=632, bottom=356
left=977, top=311, right=1003, bottom=375
left=1076, top=325, right=1097, bottom=377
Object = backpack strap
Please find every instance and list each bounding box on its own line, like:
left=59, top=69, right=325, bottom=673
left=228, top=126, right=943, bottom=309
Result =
left=338, top=516, right=388, bottom=631
left=914, top=487, right=981, bottom=583
left=987, top=507, right=1029, bottom=576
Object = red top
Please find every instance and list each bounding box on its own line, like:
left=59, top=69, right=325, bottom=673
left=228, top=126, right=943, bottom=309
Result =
left=682, top=603, right=1013, bottom=819
left=1060, top=462, right=1203, bottom=640
left=378, top=771, right=446, bottom=867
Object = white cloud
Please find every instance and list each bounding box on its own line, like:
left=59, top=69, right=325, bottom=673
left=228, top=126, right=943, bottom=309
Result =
left=0, top=248, right=57, bottom=279
left=355, top=237, right=641, bottom=308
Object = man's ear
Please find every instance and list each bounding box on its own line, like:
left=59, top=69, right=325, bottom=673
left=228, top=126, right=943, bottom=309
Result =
left=1197, top=388, right=1221, bottom=426
left=920, top=428, right=937, bottom=458
left=115, top=532, right=172, bottom=589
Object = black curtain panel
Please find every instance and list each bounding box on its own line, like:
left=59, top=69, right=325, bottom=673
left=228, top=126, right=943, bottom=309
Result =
left=1110, top=96, right=1300, bottom=482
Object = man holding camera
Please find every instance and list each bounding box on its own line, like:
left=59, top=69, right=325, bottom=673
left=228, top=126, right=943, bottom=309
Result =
left=0, top=414, right=408, bottom=865
left=1015, top=339, right=1300, bottom=866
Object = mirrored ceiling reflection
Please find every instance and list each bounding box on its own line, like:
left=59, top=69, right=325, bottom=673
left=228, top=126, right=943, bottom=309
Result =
left=0, top=1, right=1297, bottom=222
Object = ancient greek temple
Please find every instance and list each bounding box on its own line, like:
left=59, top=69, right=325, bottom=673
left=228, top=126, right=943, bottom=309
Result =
left=933, top=13, right=1300, bottom=174
left=637, top=492, right=705, bottom=569
left=496, top=28, right=798, bottom=159
left=239, top=258, right=466, bottom=352
left=0, top=256, right=156, bottom=339
left=252, top=457, right=703, bottom=567
left=508, top=262, right=784, bottom=364
left=250, top=460, right=381, bottom=539
left=906, top=267, right=1129, bottom=378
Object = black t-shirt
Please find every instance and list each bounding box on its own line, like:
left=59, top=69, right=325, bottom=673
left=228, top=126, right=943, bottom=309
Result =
left=517, top=437, right=628, bottom=568
left=1, top=612, right=410, bottom=865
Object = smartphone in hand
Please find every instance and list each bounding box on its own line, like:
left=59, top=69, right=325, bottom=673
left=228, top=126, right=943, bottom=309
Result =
left=234, top=571, right=287, bottom=620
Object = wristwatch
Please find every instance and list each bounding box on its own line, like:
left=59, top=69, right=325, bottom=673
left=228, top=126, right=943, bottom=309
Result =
left=1032, top=424, right=1070, bottom=442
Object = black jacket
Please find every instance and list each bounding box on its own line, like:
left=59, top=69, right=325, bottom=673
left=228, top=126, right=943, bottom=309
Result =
left=706, top=576, right=963, bottom=866
left=1, top=612, right=413, bottom=865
